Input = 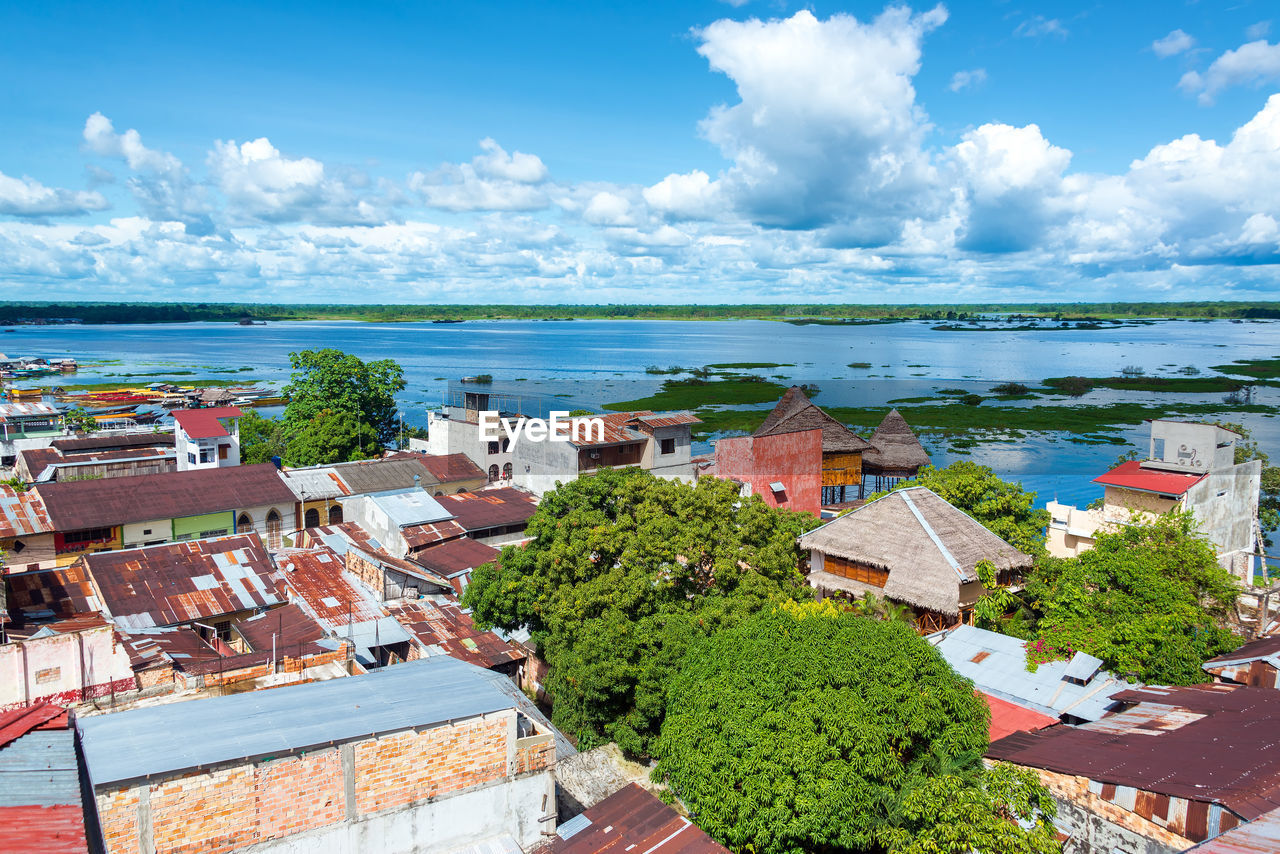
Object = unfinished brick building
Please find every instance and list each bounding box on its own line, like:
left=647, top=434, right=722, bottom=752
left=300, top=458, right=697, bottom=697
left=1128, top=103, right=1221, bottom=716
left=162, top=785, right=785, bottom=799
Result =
left=79, top=655, right=557, bottom=854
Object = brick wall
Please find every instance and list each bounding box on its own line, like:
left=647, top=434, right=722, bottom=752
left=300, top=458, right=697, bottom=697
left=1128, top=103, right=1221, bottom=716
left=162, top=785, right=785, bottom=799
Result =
left=95, top=708, right=554, bottom=854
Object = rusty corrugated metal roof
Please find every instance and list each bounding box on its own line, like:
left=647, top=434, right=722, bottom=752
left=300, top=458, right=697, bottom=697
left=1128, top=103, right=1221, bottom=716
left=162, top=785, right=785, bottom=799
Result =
left=403, top=519, right=467, bottom=549
left=416, top=453, right=485, bottom=484
left=437, top=488, right=537, bottom=532
left=232, top=602, right=330, bottom=657
left=36, top=463, right=296, bottom=531
left=6, top=564, right=100, bottom=617
left=629, top=412, right=702, bottom=429
left=987, top=684, right=1280, bottom=820
left=274, top=547, right=386, bottom=632
left=547, top=783, right=729, bottom=854
left=0, top=486, right=51, bottom=538
left=1187, top=806, right=1280, bottom=852
left=0, top=402, right=60, bottom=420
left=84, top=533, right=282, bottom=629
left=117, top=626, right=224, bottom=672
left=388, top=596, right=523, bottom=670
left=413, top=537, right=500, bottom=575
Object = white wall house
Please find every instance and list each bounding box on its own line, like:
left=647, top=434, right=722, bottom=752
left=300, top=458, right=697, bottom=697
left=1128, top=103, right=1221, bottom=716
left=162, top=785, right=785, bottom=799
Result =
left=173, top=407, right=243, bottom=472
left=425, top=391, right=524, bottom=485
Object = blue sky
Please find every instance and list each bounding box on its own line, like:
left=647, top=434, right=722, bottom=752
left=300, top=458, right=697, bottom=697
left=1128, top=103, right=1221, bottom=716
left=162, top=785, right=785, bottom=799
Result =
left=2, top=1, right=1280, bottom=303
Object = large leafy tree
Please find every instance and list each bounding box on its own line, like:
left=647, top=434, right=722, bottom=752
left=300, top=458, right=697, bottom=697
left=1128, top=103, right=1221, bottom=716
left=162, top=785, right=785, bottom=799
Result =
left=238, top=410, right=287, bottom=465
left=1025, top=513, right=1239, bottom=683
left=879, top=461, right=1049, bottom=555
left=283, top=348, right=406, bottom=446
left=283, top=408, right=379, bottom=466
left=463, top=467, right=819, bottom=755
left=654, top=602, right=1060, bottom=854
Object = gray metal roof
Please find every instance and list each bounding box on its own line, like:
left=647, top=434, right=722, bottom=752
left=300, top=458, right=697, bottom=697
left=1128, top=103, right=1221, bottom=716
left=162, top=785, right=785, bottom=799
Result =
left=78, top=655, right=516, bottom=788
left=929, top=624, right=1135, bottom=722
left=366, top=487, right=453, bottom=527
left=0, top=729, right=81, bottom=807
left=279, top=465, right=347, bottom=501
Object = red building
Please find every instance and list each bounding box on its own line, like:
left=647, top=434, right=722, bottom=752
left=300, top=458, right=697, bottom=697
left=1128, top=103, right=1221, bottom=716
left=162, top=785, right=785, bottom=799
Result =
left=712, top=428, right=823, bottom=515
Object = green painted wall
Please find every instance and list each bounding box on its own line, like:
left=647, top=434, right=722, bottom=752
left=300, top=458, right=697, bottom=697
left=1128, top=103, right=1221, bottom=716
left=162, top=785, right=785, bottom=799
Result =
left=171, top=511, right=235, bottom=540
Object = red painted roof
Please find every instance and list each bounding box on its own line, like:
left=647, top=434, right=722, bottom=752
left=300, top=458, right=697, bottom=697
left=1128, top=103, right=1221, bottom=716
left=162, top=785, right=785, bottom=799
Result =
left=0, top=703, right=67, bottom=749
left=547, top=783, right=729, bottom=854
left=172, top=406, right=243, bottom=439
left=1093, top=460, right=1206, bottom=496
left=979, top=691, right=1057, bottom=742
left=0, top=805, right=89, bottom=854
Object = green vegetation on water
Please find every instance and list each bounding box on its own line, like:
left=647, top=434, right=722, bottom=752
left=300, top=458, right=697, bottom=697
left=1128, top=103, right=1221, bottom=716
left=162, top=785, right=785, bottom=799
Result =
left=705, top=362, right=793, bottom=369
left=1212, top=356, right=1280, bottom=379
left=1044, top=375, right=1249, bottom=393
left=605, top=377, right=790, bottom=412
left=4, top=300, right=1280, bottom=324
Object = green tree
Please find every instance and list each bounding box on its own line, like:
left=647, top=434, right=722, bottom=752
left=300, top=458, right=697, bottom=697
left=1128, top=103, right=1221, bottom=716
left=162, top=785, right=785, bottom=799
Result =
left=1214, top=421, right=1280, bottom=538
left=283, top=349, right=406, bottom=447
left=654, top=602, right=1060, bottom=854
left=238, top=411, right=287, bottom=465
left=878, top=461, right=1049, bottom=555
left=1025, top=513, right=1239, bottom=683
left=64, top=406, right=99, bottom=434
left=283, top=408, right=379, bottom=466
left=463, top=467, right=819, bottom=755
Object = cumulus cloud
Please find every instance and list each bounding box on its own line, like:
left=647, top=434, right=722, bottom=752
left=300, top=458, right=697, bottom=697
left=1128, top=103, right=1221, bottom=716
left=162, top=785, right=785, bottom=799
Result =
left=949, top=68, right=987, bottom=92
left=583, top=191, right=634, bottom=226
left=0, top=171, right=108, bottom=217
left=82, top=112, right=214, bottom=234
left=694, top=6, right=947, bottom=238
left=1179, top=40, right=1280, bottom=104
left=1152, top=29, right=1195, bottom=58
left=1247, top=21, right=1271, bottom=41
left=410, top=138, right=550, bottom=212
left=643, top=170, right=722, bottom=220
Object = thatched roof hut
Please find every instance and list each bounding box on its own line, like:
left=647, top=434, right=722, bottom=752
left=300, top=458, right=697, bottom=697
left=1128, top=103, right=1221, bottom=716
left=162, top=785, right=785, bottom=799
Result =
left=862, top=408, right=931, bottom=477
left=753, top=386, right=871, bottom=453
left=798, top=486, right=1032, bottom=617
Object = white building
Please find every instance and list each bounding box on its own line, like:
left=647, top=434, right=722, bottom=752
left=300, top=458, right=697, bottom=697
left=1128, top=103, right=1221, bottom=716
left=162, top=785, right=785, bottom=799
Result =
left=172, top=407, right=242, bottom=471
left=1047, top=420, right=1261, bottom=576
left=511, top=410, right=700, bottom=497
left=425, top=391, right=524, bottom=485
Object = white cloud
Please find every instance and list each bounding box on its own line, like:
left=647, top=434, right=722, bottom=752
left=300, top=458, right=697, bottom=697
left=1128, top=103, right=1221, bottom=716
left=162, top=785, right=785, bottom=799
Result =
left=949, top=68, right=987, bottom=92
left=82, top=112, right=214, bottom=234
left=0, top=171, right=108, bottom=217
left=1179, top=40, right=1280, bottom=104
left=1014, top=16, right=1067, bottom=39
left=1152, top=29, right=1195, bottom=58
left=643, top=170, right=722, bottom=220
left=410, top=139, right=551, bottom=212
left=694, top=6, right=947, bottom=237
left=1247, top=21, right=1272, bottom=41
left=583, top=191, right=633, bottom=226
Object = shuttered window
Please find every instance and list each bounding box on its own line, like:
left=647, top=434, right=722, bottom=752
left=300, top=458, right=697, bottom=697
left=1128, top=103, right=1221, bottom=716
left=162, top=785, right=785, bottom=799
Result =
left=825, top=555, right=888, bottom=588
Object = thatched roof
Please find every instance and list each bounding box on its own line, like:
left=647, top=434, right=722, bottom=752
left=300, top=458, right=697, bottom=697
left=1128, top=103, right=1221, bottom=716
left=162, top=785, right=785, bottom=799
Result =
left=753, top=387, right=872, bottom=453
left=862, top=408, right=931, bottom=474
left=798, top=486, right=1032, bottom=615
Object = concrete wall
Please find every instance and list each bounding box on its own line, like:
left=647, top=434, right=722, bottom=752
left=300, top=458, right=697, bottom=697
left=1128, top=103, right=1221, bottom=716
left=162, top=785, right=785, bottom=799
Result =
left=96, top=707, right=556, bottom=854
left=338, top=495, right=411, bottom=558
left=237, top=502, right=296, bottom=551
left=1185, top=459, right=1261, bottom=557
left=0, top=532, right=58, bottom=568
left=176, top=420, right=240, bottom=473
left=713, top=429, right=823, bottom=515
left=425, top=412, right=514, bottom=483
left=511, top=433, right=579, bottom=497
left=1149, top=420, right=1235, bottom=472
left=0, top=623, right=135, bottom=710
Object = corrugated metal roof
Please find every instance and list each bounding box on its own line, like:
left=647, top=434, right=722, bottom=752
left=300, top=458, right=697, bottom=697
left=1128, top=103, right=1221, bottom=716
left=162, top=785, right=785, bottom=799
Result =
left=388, top=596, right=524, bottom=670
left=52, top=432, right=174, bottom=453
left=980, top=691, right=1058, bottom=742
left=330, top=457, right=439, bottom=495
left=36, top=463, right=296, bottom=531
left=365, top=488, right=453, bottom=528
left=85, top=533, right=283, bottom=629
left=77, top=655, right=516, bottom=787
left=566, top=411, right=651, bottom=448
left=630, top=412, right=702, bottom=429
left=438, top=488, right=538, bottom=532
left=403, top=519, right=467, bottom=549
left=0, top=402, right=60, bottom=420
left=986, top=684, right=1280, bottom=820
left=416, top=453, right=486, bottom=484
left=413, top=537, right=500, bottom=575
left=279, top=465, right=350, bottom=501
left=6, top=564, right=101, bottom=618
left=0, top=486, right=52, bottom=538
left=275, top=547, right=387, bottom=631
left=0, top=704, right=86, bottom=854
left=0, top=805, right=89, bottom=854
left=171, top=407, right=243, bottom=439
left=1094, top=459, right=1206, bottom=496
left=546, top=784, right=729, bottom=854
left=929, top=625, right=1132, bottom=722
left=1187, top=806, right=1280, bottom=852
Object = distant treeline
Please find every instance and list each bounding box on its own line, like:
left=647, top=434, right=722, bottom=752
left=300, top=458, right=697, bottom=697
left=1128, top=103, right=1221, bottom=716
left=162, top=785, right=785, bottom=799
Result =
left=2, top=301, right=1280, bottom=324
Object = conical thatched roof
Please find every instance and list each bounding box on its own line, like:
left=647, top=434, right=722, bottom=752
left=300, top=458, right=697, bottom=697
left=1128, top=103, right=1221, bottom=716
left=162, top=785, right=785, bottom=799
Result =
left=798, top=486, right=1032, bottom=615
left=753, top=386, right=871, bottom=453
left=862, top=408, right=931, bottom=474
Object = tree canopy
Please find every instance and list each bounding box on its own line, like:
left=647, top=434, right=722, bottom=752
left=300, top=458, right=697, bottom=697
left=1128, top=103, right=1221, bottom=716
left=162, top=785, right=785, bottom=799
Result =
left=1025, top=513, right=1239, bottom=683
left=654, top=602, right=1060, bottom=854
left=878, top=461, right=1049, bottom=555
left=283, top=348, right=405, bottom=446
left=463, top=467, right=819, bottom=755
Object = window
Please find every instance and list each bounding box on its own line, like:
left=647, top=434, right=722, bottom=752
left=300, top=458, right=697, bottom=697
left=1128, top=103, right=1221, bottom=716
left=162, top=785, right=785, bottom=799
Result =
left=1152, top=437, right=1166, bottom=459
left=236, top=513, right=252, bottom=533
left=501, top=438, right=510, bottom=453
left=304, top=508, right=320, bottom=528
left=824, top=555, right=888, bottom=588
left=503, top=462, right=513, bottom=479
left=266, top=509, right=282, bottom=549
left=660, top=437, right=676, bottom=455
left=199, top=445, right=215, bottom=464
left=187, top=452, right=196, bottom=465
left=10, top=540, right=24, bottom=554
left=218, top=443, right=229, bottom=461
left=63, top=527, right=113, bottom=545
left=328, top=504, right=343, bottom=524
left=488, top=464, right=500, bottom=482
left=488, top=441, right=500, bottom=455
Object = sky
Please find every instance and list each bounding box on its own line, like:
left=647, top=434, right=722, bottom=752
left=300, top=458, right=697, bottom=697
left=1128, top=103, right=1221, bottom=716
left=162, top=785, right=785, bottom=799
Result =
left=2, top=1, right=1280, bottom=305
